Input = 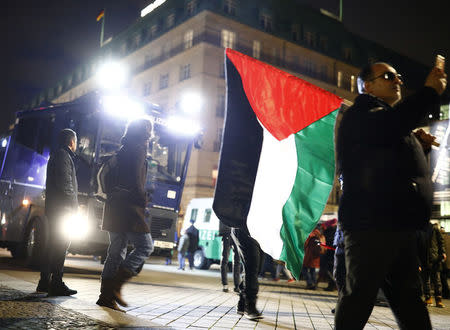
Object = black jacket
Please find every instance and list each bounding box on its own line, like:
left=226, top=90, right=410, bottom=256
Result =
left=185, top=224, right=199, bottom=253
left=102, top=144, right=149, bottom=233
left=45, top=146, right=78, bottom=219
left=337, top=87, right=440, bottom=231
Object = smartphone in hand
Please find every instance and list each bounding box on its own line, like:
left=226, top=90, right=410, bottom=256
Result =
left=435, top=55, right=445, bottom=70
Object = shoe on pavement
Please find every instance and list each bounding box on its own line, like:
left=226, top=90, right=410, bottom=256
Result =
left=36, top=279, right=50, bottom=293
left=244, top=303, right=263, bottom=320
left=436, top=297, right=445, bottom=308
left=223, top=285, right=229, bottom=293
left=287, top=278, right=295, bottom=283
left=236, top=296, right=245, bottom=315
left=233, top=287, right=240, bottom=293
left=424, top=297, right=433, bottom=306
left=47, top=281, right=77, bottom=297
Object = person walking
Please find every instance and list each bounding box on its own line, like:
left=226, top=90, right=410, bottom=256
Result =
left=232, top=225, right=264, bottom=320
left=96, top=119, right=154, bottom=312
left=218, top=221, right=241, bottom=292
left=36, top=129, right=79, bottom=296
left=303, top=226, right=324, bottom=290
left=185, top=219, right=199, bottom=270
left=334, top=62, right=446, bottom=329
left=177, top=230, right=189, bottom=270
left=421, top=222, right=447, bottom=307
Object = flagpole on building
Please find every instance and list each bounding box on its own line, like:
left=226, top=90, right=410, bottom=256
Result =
left=97, top=9, right=105, bottom=47
left=339, top=0, right=343, bottom=22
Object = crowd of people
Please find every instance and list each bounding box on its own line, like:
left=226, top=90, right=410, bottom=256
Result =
left=34, top=58, right=448, bottom=328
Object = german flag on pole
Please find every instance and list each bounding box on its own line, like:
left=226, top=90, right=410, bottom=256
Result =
left=96, top=9, right=105, bottom=22
left=213, top=49, right=342, bottom=279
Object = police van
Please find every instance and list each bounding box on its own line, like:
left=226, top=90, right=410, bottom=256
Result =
left=181, top=197, right=233, bottom=269
left=0, top=92, right=201, bottom=266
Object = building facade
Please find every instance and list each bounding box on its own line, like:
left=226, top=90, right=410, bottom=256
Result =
left=29, top=0, right=430, bottom=217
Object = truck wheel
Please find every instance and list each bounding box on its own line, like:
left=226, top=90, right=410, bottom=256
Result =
left=193, top=250, right=211, bottom=270
left=24, top=218, right=47, bottom=268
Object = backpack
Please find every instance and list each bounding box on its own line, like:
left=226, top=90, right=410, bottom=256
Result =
left=96, top=153, right=119, bottom=202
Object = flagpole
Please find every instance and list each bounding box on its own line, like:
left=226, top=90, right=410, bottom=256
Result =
left=339, top=0, right=343, bottom=22
left=100, top=9, right=105, bottom=47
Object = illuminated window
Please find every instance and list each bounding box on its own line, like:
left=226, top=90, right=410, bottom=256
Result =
left=337, top=71, right=343, bottom=88
left=253, top=40, right=261, bottom=59
left=159, top=73, right=169, bottom=90
left=221, top=29, right=235, bottom=49
left=179, top=64, right=191, bottom=81
left=351, top=75, right=356, bottom=93
left=184, top=29, right=193, bottom=49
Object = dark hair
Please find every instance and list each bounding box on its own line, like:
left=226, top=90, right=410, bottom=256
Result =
left=121, top=119, right=152, bottom=146
left=357, top=62, right=393, bottom=94
left=58, top=128, right=76, bottom=147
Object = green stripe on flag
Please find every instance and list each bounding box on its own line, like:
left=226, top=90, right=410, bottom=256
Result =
left=280, top=109, right=338, bottom=280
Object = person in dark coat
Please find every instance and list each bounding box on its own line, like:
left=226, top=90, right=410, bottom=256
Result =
left=421, top=222, right=447, bottom=307
left=36, top=129, right=79, bottom=296
left=218, top=221, right=241, bottom=292
left=320, top=219, right=337, bottom=291
left=302, top=227, right=324, bottom=290
left=334, top=62, right=446, bottom=330
left=97, top=119, right=154, bottom=312
left=185, top=219, right=199, bottom=270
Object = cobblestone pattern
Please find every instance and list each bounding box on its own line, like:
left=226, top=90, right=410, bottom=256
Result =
left=0, top=285, right=115, bottom=329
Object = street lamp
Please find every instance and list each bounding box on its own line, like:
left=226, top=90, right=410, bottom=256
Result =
left=96, top=61, right=128, bottom=90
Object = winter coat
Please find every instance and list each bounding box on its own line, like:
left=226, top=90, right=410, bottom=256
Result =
left=102, top=143, right=149, bottom=233
left=45, top=146, right=78, bottom=219
left=177, top=234, right=190, bottom=255
left=185, top=224, right=199, bottom=253
left=303, top=229, right=324, bottom=268
left=337, top=88, right=440, bottom=231
left=426, top=223, right=446, bottom=266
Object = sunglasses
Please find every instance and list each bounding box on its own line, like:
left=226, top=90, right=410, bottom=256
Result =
left=369, top=71, right=403, bottom=82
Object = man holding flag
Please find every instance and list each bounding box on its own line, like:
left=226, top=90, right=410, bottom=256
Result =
left=334, top=62, right=446, bottom=329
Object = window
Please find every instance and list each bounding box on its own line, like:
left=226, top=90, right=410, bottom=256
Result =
left=305, top=31, right=316, bottom=47
left=253, top=40, right=261, bottom=59
left=319, top=36, right=328, bottom=51
left=351, top=75, right=356, bottom=93
left=144, top=54, right=152, bottom=66
left=320, top=65, right=328, bottom=80
left=221, top=29, right=235, bottom=49
left=150, top=24, right=158, bottom=38
left=159, top=73, right=169, bottom=90
left=190, top=208, right=198, bottom=222
left=223, top=0, right=237, bottom=15
left=343, top=47, right=353, bottom=61
left=260, top=13, right=272, bottom=31
left=179, top=64, right=191, bottom=81
left=163, top=43, right=171, bottom=58
left=203, top=209, right=212, bottom=223
left=166, top=13, right=175, bottom=28
left=186, top=0, right=197, bottom=15
left=216, top=94, right=225, bottom=117
left=143, top=82, right=151, bottom=96
left=304, top=59, right=316, bottom=75
left=337, top=71, right=343, bottom=88
left=184, top=29, right=193, bottom=49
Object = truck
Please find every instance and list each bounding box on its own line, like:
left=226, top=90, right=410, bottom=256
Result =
left=181, top=197, right=234, bottom=269
left=0, top=91, right=201, bottom=266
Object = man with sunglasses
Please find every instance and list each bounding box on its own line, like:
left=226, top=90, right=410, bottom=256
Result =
left=334, top=62, right=446, bottom=329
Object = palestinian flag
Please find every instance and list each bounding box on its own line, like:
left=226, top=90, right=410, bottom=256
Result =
left=213, top=49, right=342, bottom=279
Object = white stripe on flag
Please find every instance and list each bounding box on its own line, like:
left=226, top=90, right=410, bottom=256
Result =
left=247, top=128, right=297, bottom=259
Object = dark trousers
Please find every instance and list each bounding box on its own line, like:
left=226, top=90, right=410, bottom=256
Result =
left=186, top=251, right=194, bottom=269
left=40, top=217, right=70, bottom=282
left=422, top=262, right=442, bottom=298
left=231, top=226, right=263, bottom=302
left=335, top=230, right=431, bottom=330
left=220, top=234, right=241, bottom=288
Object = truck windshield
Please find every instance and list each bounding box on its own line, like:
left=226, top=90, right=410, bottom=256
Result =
left=99, top=117, right=190, bottom=185
left=148, top=131, right=189, bottom=185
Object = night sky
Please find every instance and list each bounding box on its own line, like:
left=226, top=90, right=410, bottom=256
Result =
left=2, top=0, right=449, bottom=133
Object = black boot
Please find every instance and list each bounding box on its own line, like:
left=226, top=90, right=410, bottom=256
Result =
left=112, top=267, right=133, bottom=307
left=47, top=276, right=77, bottom=297
left=96, top=278, right=125, bottom=312
left=244, top=300, right=263, bottom=320
left=36, top=273, right=50, bottom=293
left=236, top=294, right=245, bottom=315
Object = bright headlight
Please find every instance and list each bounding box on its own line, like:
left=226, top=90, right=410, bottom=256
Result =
left=167, top=116, right=201, bottom=136
left=61, top=211, right=90, bottom=240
